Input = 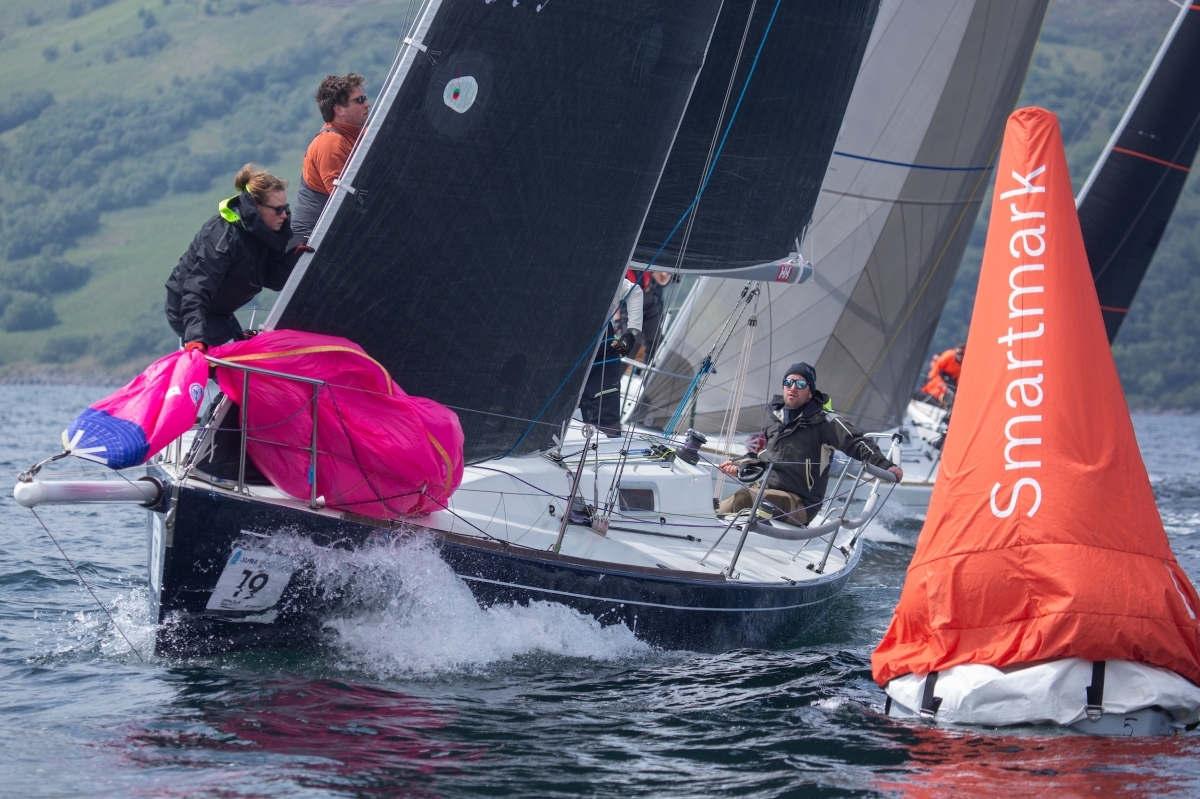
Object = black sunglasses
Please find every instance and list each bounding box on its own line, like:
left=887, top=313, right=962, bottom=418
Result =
left=782, top=377, right=808, bottom=389
left=261, top=203, right=290, bottom=216
left=350, top=95, right=369, bottom=105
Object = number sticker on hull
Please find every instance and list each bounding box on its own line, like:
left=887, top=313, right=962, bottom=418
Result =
left=206, top=548, right=294, bottom=612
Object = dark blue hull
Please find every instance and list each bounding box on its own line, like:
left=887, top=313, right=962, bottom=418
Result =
left=152, top=485, right=859, bottom=655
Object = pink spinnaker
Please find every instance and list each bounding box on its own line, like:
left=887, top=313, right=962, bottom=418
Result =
left=64, top=330, right=464, bottom=518
left=210, top=330, right=463, bottom=518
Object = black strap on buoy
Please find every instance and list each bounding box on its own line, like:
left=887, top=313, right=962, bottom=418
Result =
left=1085, top=661, right=1106, bottom=721
left=920, top=671, right=942, bottom=716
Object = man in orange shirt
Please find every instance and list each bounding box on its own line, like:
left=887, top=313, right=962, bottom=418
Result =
left=920, top=343, right=964, bottom=406
left=291, top=73, right=371, bottom=241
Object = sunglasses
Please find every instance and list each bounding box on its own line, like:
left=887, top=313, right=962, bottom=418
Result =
left=782, top=377, right=808, bottom=389
left=261, top=203, right=290, bottom=216
left=350, top=95, right=369, bottom=105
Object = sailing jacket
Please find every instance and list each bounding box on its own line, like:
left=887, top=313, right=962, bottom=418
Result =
left=165, top=191, right=293, bottom=345
left=922, top=348, right=962, bottom=401
left=752, top=397, right=895, bottom=513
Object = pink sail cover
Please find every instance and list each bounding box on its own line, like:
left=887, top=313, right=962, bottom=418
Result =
left=209, top=330, right=464, bottom=518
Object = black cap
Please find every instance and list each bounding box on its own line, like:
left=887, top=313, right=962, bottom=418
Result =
left=784, top=362, right=816, bottom=389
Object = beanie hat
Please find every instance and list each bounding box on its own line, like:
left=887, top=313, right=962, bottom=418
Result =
left=784, top=362, right=817, bottom=389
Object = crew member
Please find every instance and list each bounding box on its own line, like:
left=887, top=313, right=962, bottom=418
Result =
left=291, top=73, right=371, bottom=240
left=717, top=363, right=903, bottom=525
left=579, top=277, right=643, bottom=437
left=920, top=343, right=965, bottom=406
left=623, top=268, right=673, bottom=363
left=165, top=164, right=294, bottom=350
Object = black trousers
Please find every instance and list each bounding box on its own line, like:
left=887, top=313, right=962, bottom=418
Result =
left=165, top=290, right=245, bottom=348
left=579, top=324, right=623, bottom=431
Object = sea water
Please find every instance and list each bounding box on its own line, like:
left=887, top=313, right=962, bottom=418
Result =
left=3, top=385, right=1200, bottom=797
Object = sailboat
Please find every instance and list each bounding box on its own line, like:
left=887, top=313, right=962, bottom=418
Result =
left=630, top=0, right=1048, bottom=496
left=1075, top=0, right=1200, bottom=343
left=872, top=106, right=1200, bottom=734
left=14, top=0, right=897, bottom=655
left=892, top=0, right=1200, bottom=516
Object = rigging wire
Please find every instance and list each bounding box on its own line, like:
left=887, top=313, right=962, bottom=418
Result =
left=28, top=508, right=144, bottom=662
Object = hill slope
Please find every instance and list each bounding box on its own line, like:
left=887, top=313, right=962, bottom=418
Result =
left=2, top=0, right=1199, bottom=411
left=0, top=0, right=410, bottom=379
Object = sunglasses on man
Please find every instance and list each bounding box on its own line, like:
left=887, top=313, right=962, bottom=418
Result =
left=782, top=377, right=808, bottom=389
left=350, top=95, right=369, bottom=105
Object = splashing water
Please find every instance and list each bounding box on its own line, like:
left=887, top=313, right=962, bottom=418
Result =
left=252, top=531, right=650, bottom=677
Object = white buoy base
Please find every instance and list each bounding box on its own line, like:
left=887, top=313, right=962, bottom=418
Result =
left=885, top=658, right=1200, bottom=735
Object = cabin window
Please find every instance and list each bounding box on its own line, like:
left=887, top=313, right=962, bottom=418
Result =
left=618, top=488, right=655, bottom=512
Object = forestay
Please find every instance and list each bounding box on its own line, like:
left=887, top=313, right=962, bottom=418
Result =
left=268, top=0, right=725, bottom=462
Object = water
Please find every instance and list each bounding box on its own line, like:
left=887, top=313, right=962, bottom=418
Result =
left=3, top=385, right=1200, bottom=797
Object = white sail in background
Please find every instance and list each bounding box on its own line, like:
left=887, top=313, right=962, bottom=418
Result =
left=636, top=0, right=1049, bottom=434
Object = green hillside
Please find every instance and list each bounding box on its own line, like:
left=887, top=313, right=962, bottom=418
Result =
left=0, top=0, right=410, bottom=380
left=2, top=0, right=1199, bottom=411
left=930, top=0, right=1200, bottom=410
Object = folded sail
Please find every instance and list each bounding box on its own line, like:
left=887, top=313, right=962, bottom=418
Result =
left=636, top=0, right=1047, bottom=434
left=211, top=331, right=463, bottom=519
left=269, top=0, right=726, bottom=462
left=60, top=330, right=464, bottom=519
left=872, top=107, right=1200, bottom=688
left=1075, top=2, right=1200, bottom=342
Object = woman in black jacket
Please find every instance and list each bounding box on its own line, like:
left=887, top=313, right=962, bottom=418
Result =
left=165, top=164, right=295, bottom=351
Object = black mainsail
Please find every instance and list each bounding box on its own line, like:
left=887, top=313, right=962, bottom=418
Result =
left=631, top=0, right=881, bottom=278
left=1075, top=2, right=1200, bottom=343
left=268, top=0, right=724, bottom=462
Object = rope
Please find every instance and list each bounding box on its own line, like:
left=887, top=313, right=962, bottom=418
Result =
left=29, top=508, right=144, bottom=662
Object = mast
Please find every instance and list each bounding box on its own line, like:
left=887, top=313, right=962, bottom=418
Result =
left=636, top=0, right=1049, bottom=434
left=1074, top=2, right=1200, bottom=343
left=265, top=0, right=726, bottom=462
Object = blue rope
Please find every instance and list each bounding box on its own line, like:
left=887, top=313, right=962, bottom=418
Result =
left=503, top=0, right=783, bottom=456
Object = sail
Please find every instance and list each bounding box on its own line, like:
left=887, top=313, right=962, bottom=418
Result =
left=872, top=107, right=1200, bottom=688
left=636, top=0, right=1047, bottom=435
left=211, top=330, right=464, bottom=519
left=631, top=0, right=881, bottom=277
left=1075, top=2, right=1200, bottom=343
left=267, top=0, right=725, bottom=462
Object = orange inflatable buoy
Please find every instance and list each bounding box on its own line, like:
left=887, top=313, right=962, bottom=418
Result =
left=872, top=107, right=1200, bottom=690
